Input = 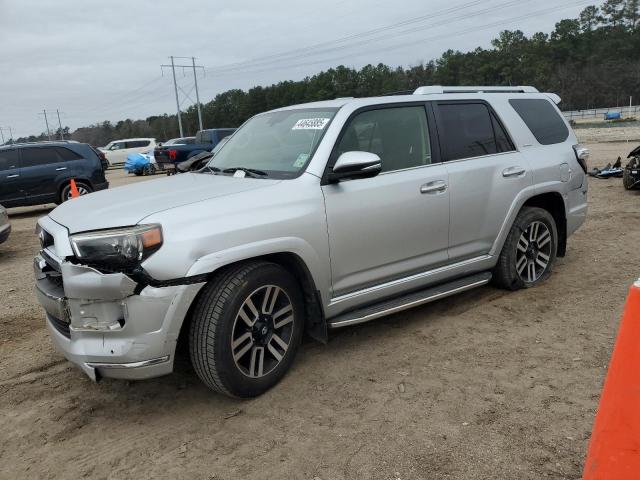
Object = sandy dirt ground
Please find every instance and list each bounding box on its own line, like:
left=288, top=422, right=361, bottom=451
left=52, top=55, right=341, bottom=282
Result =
left=1, top=143, right=639, bottom=480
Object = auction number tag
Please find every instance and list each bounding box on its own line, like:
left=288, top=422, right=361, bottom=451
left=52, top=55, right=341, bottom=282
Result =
left=292, top=118, right=330, bottom=130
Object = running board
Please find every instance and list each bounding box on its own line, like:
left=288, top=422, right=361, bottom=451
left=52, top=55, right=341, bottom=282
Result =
left=328, top=272, right=492, bottom=329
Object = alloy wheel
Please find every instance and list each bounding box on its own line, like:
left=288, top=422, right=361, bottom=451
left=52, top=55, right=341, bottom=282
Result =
left=230, top=285, right=295, bottom=378
left=515, top=220, right=552, bottom=283
left=66, top=185, right=89, bottom=200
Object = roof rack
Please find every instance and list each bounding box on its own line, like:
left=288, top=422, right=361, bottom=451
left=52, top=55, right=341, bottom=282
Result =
left=413, top=85, right=540, bottom=95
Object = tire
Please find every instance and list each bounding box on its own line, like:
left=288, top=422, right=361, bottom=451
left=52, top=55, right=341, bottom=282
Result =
left=189, top=261, right=304, bottom=397
left=59, top=181, right=92, bottom=203
left=623, top=158, right=638, bottom=190
left=493, top=207, right=558, bottom=290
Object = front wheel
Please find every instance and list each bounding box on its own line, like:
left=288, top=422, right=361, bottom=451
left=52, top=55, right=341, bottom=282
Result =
left=493, top=207, right=558, bottom=290
left=189, top=261, right=304, bottom=397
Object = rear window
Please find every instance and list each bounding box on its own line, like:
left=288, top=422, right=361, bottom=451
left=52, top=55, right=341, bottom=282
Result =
left=509, top=99, right=569, bottom=145
left=0, top=149, right=19, bottom=171
left=437, top=103, right=514, bottom=161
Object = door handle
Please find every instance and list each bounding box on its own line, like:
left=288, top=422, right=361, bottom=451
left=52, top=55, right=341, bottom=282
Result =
left=502, top=166, right=526, bottom=177
left=420, top=180, right=447, bottom=194
left=6, top=174, right=19, bottom=178
left=55, top=167, right=67, bottom=171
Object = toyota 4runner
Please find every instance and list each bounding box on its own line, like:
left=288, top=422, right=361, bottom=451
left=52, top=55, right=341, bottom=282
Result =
left=34, top=86, right=588, bottom=397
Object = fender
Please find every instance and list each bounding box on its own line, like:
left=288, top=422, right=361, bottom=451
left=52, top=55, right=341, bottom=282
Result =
left=185, top=236, right=331, bottom=307
left=490, top=181, right=567, bottom=257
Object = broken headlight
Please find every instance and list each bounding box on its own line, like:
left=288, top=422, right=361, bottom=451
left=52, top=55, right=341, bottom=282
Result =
left=70, top=224, right=163, bottom=269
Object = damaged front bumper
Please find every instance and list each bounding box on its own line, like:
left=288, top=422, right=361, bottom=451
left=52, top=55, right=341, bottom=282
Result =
left=33, top=222, right=204, bottom=382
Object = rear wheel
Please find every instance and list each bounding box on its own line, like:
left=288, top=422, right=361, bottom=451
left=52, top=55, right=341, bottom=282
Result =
left=623, top=158, right=638, bottom=190
left=59, top=181, right=92, bottom=203
left=189, top=261, right=304, bottom=397
left=493, top=207, right=558, bottom=290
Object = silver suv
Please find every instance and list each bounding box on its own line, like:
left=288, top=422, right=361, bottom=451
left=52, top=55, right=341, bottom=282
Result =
left=34, top=86, right=588, bottom=397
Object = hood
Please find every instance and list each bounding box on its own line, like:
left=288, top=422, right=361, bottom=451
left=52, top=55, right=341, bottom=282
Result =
left=49, top=173, right=280, bottom=233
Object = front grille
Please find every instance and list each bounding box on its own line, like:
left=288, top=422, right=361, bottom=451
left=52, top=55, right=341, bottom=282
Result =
left=47, top=314, right=70, bottom=339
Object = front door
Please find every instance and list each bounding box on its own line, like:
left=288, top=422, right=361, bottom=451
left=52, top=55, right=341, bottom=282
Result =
left=322, top=104, right=449, bottom=298
left=0, top=148, right=23, bottom=207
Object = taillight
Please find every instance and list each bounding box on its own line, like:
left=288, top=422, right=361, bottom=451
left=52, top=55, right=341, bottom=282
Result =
left=573, top=144, right=589, bottom=174
left=168, top=149, right=177, bottom=161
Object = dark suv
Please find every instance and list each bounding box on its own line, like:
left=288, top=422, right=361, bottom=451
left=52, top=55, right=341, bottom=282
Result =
left=0, top=142, right=108, bottom=208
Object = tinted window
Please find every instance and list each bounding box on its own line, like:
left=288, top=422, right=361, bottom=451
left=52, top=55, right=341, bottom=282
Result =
left=0, top=149, right=19, bottom=171
left=509, top=98, right=569, bottom=145
left=126, top=140, right=150, bottom=148
left=54, top=147, right=83, bottom=161
left=491, top=113, right=515, bottom=153
left=336, top=106, right=432, bottom=172
left=21, top=147, right=59, bottom=167
left=438, top=103, right=499, bottom=161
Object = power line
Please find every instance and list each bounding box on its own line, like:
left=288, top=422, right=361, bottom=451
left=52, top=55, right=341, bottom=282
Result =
left=210, top=0, right=592, bottom=78
left=207, top=0, right=509, bottom=75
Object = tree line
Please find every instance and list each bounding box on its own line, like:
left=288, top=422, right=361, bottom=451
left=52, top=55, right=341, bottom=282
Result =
left=11, top=0, right=640, bottom=146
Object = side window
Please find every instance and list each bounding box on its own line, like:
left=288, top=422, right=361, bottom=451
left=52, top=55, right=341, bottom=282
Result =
left=438, top=103, right=498, bottom=161
left=491, top=113, right=515, bottom=153
left=336, top=106, right=432, bottom=173
left=54, top=147, right=83, bottom=161
left=509, top=98, right=569, bottom=145
left=0, top=149, right=19, bottom=171
left=21, top=148, right=58, bottom=167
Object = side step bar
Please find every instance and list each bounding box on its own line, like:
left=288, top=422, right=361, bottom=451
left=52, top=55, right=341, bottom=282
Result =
left=328, top=272, right=492, bottom=329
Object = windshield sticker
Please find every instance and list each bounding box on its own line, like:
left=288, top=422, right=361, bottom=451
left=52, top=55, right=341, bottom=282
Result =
left=293, top=153, right=310, bottom=168
left=292, top=118, right=330, bottom=130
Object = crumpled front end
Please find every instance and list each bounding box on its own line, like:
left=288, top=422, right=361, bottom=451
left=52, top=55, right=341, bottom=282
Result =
left=34, top=215, right=204, bottom=381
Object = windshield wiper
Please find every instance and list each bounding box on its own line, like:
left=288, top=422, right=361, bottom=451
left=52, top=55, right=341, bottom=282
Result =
left=222, top=167, right=269, bottom=178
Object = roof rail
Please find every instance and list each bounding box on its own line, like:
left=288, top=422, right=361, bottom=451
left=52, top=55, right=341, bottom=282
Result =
left=413, top=85, right=540, bottom=95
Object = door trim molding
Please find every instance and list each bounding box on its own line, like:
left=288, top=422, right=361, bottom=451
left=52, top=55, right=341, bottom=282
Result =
left=329, top=254, right=492, bottom=306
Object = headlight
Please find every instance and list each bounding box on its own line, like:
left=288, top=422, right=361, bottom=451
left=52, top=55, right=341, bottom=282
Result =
left=70, top=224, right=163, bottom=269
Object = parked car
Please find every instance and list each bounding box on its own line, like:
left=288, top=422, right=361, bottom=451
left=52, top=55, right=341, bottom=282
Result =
left=34, top=86, right=588, bottom=398
left=623, top=145, right=640, bottom=190
left=100, top=138, right=157, bottom=166
left=154, top=129, right=235, bottom=172
left=161, top=137, right=196, bottom=146
left=0, top=204, right=10, bottom=245
left=0, top=142, right=108, bottom=208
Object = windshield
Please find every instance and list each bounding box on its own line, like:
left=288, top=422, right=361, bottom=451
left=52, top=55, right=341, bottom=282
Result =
left=208, top=108, right=338, bottom=178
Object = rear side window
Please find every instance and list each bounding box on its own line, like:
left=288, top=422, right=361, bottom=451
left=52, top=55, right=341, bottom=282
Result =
left=0, top=149, right=19, bottom=171
left=54, top=147, right=83, bottom=161
left=509, top=99, right=569, bottom=145
left=126, top=140, right=150, bottom=148
left=336, top=106, right=432, bottom=173
left=438, top=103, right=515, bottom=161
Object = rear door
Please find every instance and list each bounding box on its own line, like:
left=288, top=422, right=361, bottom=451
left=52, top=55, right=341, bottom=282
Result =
left=434, top=101, right=532, bottom=262
left=0, top=149, right=23, bottom=206
left=19, top=146, right=72, bottom=203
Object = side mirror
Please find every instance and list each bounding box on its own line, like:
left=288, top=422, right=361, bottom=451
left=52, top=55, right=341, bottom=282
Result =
left=327, top=151, right=382, bottom=183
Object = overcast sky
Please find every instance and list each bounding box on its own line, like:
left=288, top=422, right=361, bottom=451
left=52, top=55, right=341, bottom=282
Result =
left=0, top=0, right=590, bottom=140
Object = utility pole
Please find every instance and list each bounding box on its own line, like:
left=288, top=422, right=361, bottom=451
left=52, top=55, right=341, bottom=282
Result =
left=161, top=56, right=205, bottom=136
left=192, top=57, right=203, bottom=132
left=0, top=128, right=4, bottom=145
left=56, top=109, right=64, bottom=140
left=41, top=109, right=52, bottom=140
left=170, top=56, right=183, bottom=137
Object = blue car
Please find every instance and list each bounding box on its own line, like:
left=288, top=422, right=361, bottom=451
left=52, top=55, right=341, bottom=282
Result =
left=0, top=141, right=108, bottom=207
